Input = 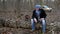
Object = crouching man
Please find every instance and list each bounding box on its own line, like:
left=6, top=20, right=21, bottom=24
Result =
left=31, top=5, right=47, bottom=34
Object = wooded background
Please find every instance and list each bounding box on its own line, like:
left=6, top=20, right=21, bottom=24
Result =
left=0, top=0, right=60, bottom=23
left=0, top=0, right=60, bottom=34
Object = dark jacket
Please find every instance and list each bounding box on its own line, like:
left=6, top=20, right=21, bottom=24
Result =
left=32, top=9, right=47, bottom=20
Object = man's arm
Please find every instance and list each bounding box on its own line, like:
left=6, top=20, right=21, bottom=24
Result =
left=32, top=10, right=35, bottom=18
left=41, top=9, right=47, bottom=18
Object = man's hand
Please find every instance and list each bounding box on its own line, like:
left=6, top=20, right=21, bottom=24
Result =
left=41, top=18, right=44, bottom=20
left=34, top=18, right=37, bottom=23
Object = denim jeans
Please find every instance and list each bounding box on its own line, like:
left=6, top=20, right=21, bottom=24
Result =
left=31, top=19, right=46, bottom=32
left=31, top=19, right=35, bottom=30
left=42, top=19, right=46, bottom=33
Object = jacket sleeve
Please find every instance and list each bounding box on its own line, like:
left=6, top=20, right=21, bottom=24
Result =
left=32, top=10, right=35, bottom=18
left=41, top=9, right=47, bottom=18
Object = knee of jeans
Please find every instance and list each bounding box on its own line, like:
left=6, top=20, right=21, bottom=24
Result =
left=41, top=20, right=46, bottom=25
left=31, top=19, right=35, bottom=24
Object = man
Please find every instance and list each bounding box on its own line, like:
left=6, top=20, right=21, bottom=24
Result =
left=31, top=5, right=47, bottom=33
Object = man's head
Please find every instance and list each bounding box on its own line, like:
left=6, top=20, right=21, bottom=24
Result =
left=35, top=5, right=41, bottom=10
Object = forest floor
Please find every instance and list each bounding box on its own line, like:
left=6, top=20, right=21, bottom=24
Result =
left=0, top=27, right=49, bottom=34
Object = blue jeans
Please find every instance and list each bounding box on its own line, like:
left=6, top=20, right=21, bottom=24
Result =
left=42, top=19, right=46, bottom=33
left=31, top=19, right=35, bottom=30
left=31, top=19, right=46, bottom=32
